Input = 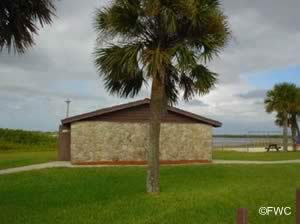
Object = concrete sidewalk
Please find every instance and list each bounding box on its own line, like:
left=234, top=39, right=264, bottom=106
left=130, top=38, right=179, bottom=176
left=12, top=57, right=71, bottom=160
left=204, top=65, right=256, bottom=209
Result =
left=1, top=160, right=300, bottom=175
left=213, top=159, right=300, bottom=164
left=0, top=161, right=72, bottom=175
left=0, top=161, right=143, bottom=175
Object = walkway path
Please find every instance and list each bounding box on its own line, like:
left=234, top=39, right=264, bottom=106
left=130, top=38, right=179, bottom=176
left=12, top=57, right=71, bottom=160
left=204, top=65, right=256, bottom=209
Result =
left=0, top=161, right=72, bottom=175
left=214, top=160, right=300, bottom=164
left=1, top=160, right=300, bottom=175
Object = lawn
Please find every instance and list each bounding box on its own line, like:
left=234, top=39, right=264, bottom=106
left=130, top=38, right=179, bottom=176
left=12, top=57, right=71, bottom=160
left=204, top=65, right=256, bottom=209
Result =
left=213, top=150, right=300, bottom=161
left=2, top=150, right=300, bottom=171
left=0, top=150, right=57, bottom=170
left=0, top=128, right=57, bottom=146
left=1, top=165, right=300, bottom=224
left=0, top=128, right=57, bottom=170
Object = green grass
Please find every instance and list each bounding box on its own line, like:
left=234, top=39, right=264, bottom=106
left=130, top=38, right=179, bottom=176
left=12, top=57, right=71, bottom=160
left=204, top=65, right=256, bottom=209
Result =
left=0, top=140, right=57, bottom=151
left=0, top=128, right=57, bottom=146
left=0, top=165, right=300, bottom=224
left=0, top=150, right=57, bottom=170
left=1, top=147, right=300, bottom=171
left=213, top=150, right=300, bottom=161
left=0, top=128, right=57, bottom=152
left=0, top=128, right=57, bottom=169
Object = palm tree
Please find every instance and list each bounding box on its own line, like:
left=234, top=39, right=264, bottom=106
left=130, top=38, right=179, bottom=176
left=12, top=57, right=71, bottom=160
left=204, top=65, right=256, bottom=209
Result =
left=94, top=0, right=231, bottom=193
left=0, top=0, right=56, bottom=54
left=291, top=112, right=300, bottom=150
left=265, top=83, right=300, bottom=151
left=275, top=112, right=300, bottom=151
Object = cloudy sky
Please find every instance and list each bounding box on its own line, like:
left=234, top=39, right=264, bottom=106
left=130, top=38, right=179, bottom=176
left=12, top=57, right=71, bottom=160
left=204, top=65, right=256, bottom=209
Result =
left=1, top=0, right=299, bottom=134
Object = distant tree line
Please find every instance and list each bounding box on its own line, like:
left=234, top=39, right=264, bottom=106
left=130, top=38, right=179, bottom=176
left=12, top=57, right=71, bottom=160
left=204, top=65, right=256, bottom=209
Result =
left=0, top=128, right=57, bottom=146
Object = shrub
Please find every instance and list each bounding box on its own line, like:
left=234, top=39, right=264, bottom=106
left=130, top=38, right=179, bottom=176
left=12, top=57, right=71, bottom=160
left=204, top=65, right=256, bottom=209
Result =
left=0, top=128, right=57, bottom=151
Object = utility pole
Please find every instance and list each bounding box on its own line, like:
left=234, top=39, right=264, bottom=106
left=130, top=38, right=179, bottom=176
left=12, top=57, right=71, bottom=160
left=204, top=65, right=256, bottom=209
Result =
left=65, top=99, right=71, bottom=118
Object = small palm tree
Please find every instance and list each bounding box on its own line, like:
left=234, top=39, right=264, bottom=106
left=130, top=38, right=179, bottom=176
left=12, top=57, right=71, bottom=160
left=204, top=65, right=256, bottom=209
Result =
left=94, top=0, right=231, bottom=193
left=0, top=0, right=56, bottom=54
left=265, top=83, right=300, bottom=151
left=291, top=112, right=300, bottom=150
left=275, top=112, right=300, bottom=151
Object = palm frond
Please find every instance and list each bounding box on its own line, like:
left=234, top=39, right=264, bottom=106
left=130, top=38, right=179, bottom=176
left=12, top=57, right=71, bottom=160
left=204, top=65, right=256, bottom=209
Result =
left=94, top=0, right=231, bottom=103
left=94, top=0, right=144, bottom=41
left=164, top=65, right=179, bottom=104
left=174, top=45, right=197, bottom=70
left=104, top=70, right=146, bottom=97
left=191, top=64, right=218, bottom=95
left=179, top=72, right=195, bottom=101
left=142, top=48, right=172, bottom=78
left=0, top=0, right=55, bottom=54
left=94, top=43, right=146, bottom=98
left=95, top=43, right=143, bottom=77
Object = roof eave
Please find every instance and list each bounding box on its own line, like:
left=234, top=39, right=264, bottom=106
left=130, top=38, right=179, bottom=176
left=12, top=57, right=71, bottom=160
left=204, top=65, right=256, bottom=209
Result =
left=61, top=98, right=222, bottom=128
left=167, top=107, right=222, bottom=128
left=61, top=98, right=150, bottom=125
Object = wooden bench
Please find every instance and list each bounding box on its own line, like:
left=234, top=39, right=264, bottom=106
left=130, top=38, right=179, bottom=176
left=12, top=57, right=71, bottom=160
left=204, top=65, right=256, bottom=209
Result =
left=265, top=144, right=281, bottom=152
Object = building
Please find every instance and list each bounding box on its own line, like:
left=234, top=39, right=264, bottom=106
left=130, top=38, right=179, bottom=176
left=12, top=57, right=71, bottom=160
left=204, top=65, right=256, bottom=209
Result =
left=58, top=98, right=221, bottom=165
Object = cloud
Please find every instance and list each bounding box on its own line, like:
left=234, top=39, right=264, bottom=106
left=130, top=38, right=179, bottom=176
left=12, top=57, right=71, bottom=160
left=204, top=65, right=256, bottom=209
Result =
left=0, top=84, right=104, bottom=101
left=184, top=100, right=209, bottom=107
left=0, top=0, right=299, bottom=133
left=237, top=89, right=267, bottom=99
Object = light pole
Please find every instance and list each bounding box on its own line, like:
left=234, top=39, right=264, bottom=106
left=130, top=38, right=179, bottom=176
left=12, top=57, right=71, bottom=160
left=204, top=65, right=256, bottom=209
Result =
left=65, top=99, right=71, bottom=118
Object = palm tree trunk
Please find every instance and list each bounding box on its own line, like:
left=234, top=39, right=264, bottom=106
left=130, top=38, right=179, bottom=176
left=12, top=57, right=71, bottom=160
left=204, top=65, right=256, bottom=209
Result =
left=292, top=126, right=297, bottom=151
left=296, top=119, right=300, bottom=136
left=283, top=112, right=289, bottom=152
left=291, top=114, right=298, bottom=151
left=147, top=75, right=165, bottom=193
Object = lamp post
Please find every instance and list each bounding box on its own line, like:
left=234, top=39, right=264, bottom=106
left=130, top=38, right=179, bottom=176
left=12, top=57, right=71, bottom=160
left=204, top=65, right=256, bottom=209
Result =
left=65, top=99, right=71, bottom=118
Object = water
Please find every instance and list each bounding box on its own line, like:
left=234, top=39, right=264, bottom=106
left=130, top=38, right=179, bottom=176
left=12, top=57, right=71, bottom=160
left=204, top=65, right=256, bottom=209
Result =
left=213, top=137, right=284, bottom=147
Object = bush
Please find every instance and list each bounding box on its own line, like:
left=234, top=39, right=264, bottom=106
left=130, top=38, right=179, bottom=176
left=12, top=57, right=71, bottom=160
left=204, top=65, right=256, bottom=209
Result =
left=0, top=128, right=57, bottom=151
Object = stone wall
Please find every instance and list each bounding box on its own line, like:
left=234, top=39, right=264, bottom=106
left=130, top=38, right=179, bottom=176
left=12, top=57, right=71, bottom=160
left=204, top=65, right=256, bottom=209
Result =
left=70, top=121, right=212, bottom=163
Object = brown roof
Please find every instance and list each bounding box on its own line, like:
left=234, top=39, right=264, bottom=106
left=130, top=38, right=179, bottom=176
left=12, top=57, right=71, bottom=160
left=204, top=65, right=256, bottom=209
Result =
left=61, top=98, right=222, bottom=127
